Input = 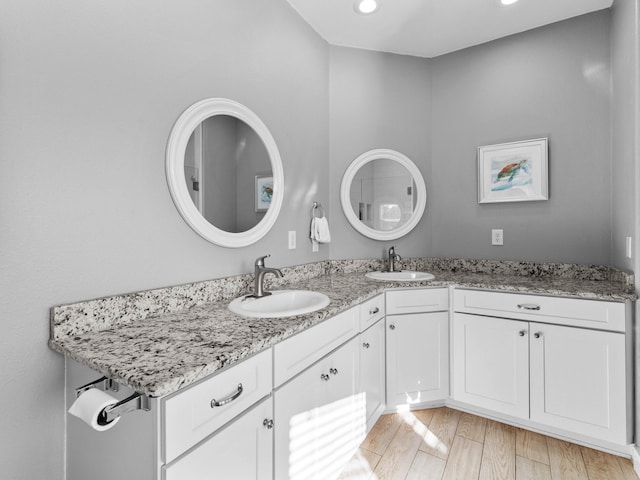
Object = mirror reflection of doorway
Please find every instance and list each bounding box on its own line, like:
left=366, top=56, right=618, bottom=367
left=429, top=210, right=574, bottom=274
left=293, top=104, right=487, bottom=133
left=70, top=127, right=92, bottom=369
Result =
left=184, top=124, right=203, bottom=212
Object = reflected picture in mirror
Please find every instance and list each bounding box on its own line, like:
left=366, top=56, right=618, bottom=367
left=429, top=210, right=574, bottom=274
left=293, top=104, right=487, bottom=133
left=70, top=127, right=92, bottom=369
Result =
left=349, top=158, right=418, bottom=232
left=341, top=149, right=426, bottom=241
left=183, top=115, right=272, bottom=233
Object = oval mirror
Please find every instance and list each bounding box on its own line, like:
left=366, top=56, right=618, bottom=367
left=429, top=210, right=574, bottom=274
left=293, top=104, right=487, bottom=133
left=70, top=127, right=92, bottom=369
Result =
left=166, top=98, right=284, bottom=247
left=340, top=149, right=426, bottom=241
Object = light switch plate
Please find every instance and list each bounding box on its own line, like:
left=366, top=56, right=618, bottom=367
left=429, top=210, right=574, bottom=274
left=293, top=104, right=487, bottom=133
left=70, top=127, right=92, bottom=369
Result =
left=626, top=236, right=633, bottom=259
left=288, top=231, right=296, bottom=250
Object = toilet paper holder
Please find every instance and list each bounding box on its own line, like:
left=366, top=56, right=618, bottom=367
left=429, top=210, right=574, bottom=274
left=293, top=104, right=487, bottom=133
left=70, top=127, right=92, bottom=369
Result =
left=75, top=376, right=151, bottom=424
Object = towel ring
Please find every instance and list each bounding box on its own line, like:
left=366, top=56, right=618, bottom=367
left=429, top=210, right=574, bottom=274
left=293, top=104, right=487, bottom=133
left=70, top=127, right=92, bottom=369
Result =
left=312, top=202, right=324, bottom=218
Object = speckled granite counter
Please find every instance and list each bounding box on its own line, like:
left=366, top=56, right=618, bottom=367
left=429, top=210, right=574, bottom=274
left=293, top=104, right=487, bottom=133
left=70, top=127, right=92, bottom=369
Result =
left=49, top=258, right=636, bottom=398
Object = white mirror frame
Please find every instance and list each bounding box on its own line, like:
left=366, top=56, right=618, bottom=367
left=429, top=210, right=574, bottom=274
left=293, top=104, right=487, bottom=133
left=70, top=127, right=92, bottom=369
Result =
left=340, top=149, right=426, bottom=241
left=166, top=98, right=284, bottom=248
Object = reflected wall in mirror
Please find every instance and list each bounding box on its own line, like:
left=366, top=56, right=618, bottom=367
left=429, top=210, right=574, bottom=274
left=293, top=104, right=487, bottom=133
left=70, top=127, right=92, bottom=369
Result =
left=166, top=98, right=284, bottom=248
left=341, top=149, right=426, bottom=241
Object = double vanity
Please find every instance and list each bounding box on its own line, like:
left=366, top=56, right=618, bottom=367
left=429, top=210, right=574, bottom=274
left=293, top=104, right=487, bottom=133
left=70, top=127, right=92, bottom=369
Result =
left=49, top=96, right=636, bottom=479
left=50, top=257, right=635, bottom=480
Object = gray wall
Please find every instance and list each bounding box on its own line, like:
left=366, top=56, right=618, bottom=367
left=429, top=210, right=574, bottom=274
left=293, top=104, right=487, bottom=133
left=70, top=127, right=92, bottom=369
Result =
left=0, top=1, right=328, bottom=479
left=329, top=46, right=433, bottom=260
left=610, top=0, right=640, bottom=453
left=430, top=11, right=612, bottom=264
left=611, top=0, right=639, bottom=274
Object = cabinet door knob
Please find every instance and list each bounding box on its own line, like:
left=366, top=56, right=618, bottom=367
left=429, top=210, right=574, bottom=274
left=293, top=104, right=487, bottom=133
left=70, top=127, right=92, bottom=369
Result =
left=370, top=307, right=380, bottom=315
left=389, top=324, right=396, bottom=330
left=210, top=383, right=243, bottom=408
left=534, top=332, right=542, bottom=339
left=363, top=342, right=371, bottom=349
left=263, top=419, right=274, bottom=429
left=329, top=368, right=339, bottom=375
left=320, top=373, right=330, bottom=381
left=519, top=330, right=526, bottom=337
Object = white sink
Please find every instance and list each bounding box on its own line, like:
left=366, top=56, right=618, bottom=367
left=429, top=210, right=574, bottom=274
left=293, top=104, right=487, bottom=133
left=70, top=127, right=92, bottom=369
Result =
left=365, top=271, right=435, bottom=282
left=228, top=290, right=330, bottom=318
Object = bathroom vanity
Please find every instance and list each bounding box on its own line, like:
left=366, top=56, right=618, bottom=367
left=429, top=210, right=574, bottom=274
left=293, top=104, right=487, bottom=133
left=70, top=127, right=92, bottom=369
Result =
left=51, top=259, right=635, bottom=480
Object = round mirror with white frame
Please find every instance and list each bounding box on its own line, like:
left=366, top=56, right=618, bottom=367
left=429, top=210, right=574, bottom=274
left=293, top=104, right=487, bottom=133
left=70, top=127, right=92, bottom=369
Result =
left=166, top=98, right=284, bottom=248
left=340, top=149, right=426, bottom=241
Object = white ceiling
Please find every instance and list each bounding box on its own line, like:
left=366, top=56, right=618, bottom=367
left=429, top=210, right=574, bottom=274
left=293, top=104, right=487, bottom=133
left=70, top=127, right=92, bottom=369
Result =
left=285, top=0, right=613, bottom=58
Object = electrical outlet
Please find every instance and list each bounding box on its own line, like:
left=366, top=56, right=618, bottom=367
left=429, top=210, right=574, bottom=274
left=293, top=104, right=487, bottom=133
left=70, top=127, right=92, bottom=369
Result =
left=626, top=236, right=633, bottom=259
left=288, top=231, right=296, bottom=250
left=492, top=229, right=504, bottom=246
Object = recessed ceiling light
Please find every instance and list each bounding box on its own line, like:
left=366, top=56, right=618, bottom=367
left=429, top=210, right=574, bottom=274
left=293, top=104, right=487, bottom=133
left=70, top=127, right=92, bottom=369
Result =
left=354, top=0, right=379, bottom=15
left=501, top=0, right=519, bottom=4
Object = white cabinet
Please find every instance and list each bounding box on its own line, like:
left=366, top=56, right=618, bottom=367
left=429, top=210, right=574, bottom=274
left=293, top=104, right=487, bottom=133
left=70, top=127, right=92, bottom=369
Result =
left=386, top=309, right=449, bottom=409
left=529, top=322, right=627, bottom=444
left=163, top=397, right=273, bottom=480
left=274, top=336, right=363, bottom=480
left=360, top=318, right=386, bottom=430
left=273, top=306, right=359, bottom=387
left=359, top=293, right=385, bottom=331
left=452, top=290, right=630, bottom=447
left=451, top=313, right=529, bottom=418
left=163, top=348, right=272, bottom=463
left=453, top=289, right=626, bottom=332
left=385, top=287, right=449, bottom=409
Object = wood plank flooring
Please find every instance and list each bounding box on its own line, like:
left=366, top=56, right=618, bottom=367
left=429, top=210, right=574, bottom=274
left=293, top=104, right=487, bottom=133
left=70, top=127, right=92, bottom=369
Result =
left=337, top=408, right=638, bottom=480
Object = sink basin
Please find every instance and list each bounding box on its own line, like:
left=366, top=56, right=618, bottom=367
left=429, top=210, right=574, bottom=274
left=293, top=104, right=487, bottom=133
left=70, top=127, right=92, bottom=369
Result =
left=365, top=271, right=435, bottom=282
left=228, top=290, right=330, bottom=318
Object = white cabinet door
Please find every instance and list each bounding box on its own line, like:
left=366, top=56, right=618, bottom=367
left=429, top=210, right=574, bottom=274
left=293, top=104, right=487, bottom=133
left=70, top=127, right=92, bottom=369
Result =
left=274, top=336, right=363, bottom=480
left=163, top=397, right=273, bottom=480
left=386, top=312, right=449, bottom=408
left=360, top=318, right=386, bottom=430
left=529, top=322, right=628, bottom=444
left=452, top=313, right=529, bottom=419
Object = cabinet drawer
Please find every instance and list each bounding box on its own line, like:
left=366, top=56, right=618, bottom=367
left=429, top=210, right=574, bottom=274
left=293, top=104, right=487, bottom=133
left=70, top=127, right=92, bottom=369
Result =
left=163, top=397, right=273, bottom=480
left=453, top=289, right=626, bottom=332
left=273, top=306, right=359, bottom=387
left=359, top=294, right=385, bottom=331
left=162, top=349, right=272, bottom=464
left=386, top=288, right=449, bottom=315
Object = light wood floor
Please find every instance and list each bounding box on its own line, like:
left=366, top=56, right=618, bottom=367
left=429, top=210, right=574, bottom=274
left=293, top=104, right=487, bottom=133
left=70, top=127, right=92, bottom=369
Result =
left=337, top=407, right=638, bottom=480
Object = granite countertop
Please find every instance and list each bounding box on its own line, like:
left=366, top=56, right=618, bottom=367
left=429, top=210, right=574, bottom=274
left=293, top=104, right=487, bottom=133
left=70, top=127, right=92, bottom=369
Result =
left=49, top=260, right=636, bottom=398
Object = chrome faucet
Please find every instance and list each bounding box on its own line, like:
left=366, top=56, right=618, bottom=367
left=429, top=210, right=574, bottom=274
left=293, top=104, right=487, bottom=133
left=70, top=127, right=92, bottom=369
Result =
left=250, top=254, right=284, bottom=298
left=388, top=245, right=402, bottom=272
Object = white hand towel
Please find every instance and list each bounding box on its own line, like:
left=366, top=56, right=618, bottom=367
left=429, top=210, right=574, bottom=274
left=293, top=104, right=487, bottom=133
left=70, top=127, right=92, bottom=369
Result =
left=310, top=216, right=331, bottom=244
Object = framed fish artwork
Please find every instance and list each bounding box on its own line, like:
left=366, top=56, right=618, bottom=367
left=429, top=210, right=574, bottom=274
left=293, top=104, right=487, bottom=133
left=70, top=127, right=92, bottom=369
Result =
left=477, top=138, right=548, bottom=204
left=255, top=175, right=274, bottom=212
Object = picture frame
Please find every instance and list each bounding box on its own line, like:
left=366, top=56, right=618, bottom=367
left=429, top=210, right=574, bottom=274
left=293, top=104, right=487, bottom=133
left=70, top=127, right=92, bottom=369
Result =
left=255, top=175, right=274, bottom=212
left=477, top=138, right=548, bottom=204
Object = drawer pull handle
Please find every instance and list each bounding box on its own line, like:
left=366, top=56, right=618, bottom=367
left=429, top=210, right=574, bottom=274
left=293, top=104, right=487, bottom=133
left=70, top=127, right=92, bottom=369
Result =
left=363, top=342, right=371, bottom=349
left=320, top=373, right=331, bottom=381
left=370, top=307, right=380, bottom=315
left=210, top=383, right=243, bottom=408
left=263, top=419, right=274, bottom=429
left=389, top=324, right=396, bottom=330
left=517, top=303, right=541, bottom=311
left=518, top=330, right=526, bottom=337
left=329, top=368, right=339, bottom=375
left=534, top=332, right=542, bottom=339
